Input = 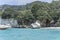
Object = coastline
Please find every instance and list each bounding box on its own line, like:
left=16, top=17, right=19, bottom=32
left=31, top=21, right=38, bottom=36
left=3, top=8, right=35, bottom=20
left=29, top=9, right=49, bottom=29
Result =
left=40, top=27, right=60, bottom=29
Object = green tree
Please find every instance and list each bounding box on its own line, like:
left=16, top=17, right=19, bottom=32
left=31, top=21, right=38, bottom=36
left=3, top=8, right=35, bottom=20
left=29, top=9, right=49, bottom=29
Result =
left=1, top=8, right=18, bottom=19
left=31, top=4, right=40, bottom=20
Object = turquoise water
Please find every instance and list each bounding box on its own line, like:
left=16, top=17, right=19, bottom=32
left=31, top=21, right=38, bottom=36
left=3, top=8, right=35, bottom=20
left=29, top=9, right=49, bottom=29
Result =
left=0, top=28, right=60, bottom=40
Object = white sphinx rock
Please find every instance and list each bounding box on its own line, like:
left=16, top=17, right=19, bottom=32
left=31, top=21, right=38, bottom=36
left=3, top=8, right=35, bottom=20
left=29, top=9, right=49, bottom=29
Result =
left=31, top=20, right=41, bottom=28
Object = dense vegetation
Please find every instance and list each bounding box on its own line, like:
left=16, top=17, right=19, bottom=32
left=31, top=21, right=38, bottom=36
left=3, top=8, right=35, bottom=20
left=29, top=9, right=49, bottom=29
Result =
left=0, top=0, right=60, bottom=27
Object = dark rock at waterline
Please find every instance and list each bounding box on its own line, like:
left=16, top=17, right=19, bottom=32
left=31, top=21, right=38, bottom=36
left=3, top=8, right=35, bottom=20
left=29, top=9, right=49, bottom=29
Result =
left=0, top=28, right=8, bottom=30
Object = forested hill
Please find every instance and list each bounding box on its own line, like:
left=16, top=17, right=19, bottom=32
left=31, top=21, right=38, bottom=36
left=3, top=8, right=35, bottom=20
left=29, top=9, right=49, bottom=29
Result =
left=0, top=1, right=60, bottom=27
left=0, top=1, right=51, bottom=10
left=0, top=1, right=60, bottom=11
left=0, top=5, right=25, bottom=11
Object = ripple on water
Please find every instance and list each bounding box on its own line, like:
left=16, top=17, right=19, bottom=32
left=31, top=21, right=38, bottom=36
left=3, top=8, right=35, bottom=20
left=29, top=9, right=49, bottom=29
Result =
left=0, top=28, right=60, bottom=40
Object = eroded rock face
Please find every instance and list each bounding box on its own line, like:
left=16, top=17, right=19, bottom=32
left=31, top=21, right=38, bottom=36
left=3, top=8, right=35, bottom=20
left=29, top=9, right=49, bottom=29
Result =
left=0, top=18, right=19, bottom=28
left=41, top=19, right=56, bottom=27
left=31, top=20, right=41, bottom=28
left=54, top=19, right=60, bottom=27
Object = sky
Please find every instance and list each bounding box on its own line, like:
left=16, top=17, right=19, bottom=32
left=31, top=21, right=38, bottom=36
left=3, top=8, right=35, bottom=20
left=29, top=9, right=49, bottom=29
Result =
left=0, top=0, right=53, bottom=5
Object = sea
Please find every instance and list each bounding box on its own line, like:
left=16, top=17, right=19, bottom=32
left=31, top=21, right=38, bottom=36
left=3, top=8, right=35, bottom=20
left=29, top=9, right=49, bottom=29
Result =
left=0, top=28, right=60, bottom=40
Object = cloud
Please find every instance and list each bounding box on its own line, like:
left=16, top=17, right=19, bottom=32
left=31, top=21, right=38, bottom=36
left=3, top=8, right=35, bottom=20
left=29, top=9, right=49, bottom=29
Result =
left=0, top=0, right=52, bottom=5
left=0, top=0, right=18, bottom=5
left=17, top=0, right=52, bottom=5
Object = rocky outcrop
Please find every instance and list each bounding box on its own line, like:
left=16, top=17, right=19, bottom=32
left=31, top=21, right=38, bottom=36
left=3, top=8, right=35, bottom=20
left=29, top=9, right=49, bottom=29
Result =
left=31, top=20, right=41, bottom=28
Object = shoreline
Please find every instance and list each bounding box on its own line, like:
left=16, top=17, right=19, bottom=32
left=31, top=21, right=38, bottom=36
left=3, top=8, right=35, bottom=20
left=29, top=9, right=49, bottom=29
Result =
left=13, top=27, right=60, bottom=29
left=40, top=27, right=60, bottom=29
left=0, top=25, right=60, bottom=29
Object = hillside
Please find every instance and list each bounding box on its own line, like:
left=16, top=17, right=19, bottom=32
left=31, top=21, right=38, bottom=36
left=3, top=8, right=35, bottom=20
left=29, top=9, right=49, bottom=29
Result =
left=0, top=1, right=60, bottom=27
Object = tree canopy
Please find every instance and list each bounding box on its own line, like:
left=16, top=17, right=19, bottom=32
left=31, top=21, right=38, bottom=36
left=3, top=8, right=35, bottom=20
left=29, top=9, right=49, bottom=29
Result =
left=1, top=0, right=60, bottom=26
